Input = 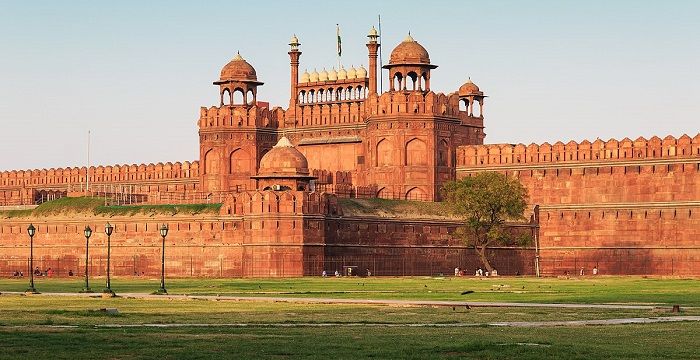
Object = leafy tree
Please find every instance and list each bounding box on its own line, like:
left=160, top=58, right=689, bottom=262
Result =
left=442, top=172, right=529, bottom=272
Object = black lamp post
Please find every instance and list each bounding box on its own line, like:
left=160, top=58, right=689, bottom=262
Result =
left=26, top=224, right=38, bottom=294
left=157, top=223, right=169, bottom=294
left=103, top=223, right=115, bottom=297
left=81, top=225, right=93, bottom=293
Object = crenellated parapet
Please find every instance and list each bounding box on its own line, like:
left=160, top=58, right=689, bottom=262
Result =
left=457, top=134, right=700, bottom=167
left=199, top=104, right=284, bottom=130
left=219, top=190, right=340, bottom=217
left=364, top=91, right=482, bottom=127
left=0, top=161, right=200, bottom=189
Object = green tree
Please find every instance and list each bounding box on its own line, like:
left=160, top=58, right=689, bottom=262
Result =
left=442, top=172, right=529, bottom=272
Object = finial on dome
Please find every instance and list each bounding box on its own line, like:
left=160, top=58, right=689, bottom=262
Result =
left=274, top=136, right=294, bottom=148
left=368, top=25, right=379, bottom=40
left=403, top=32, right=415, bottom=42
left=289, top=34, right=300, bottom=50
left=233, top=51, right=244, bottom=61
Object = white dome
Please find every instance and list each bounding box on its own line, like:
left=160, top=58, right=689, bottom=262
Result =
left=368, top=26, right=378, bottom=38
left=310, top=69, right=319, bottom=82
left=337, top=67, right=347, bottom=80
left=347, top=66, right=357, bottom=79
left=319, top=68, right=328, bottom=82
left=300, top=69, right=310, bottom=83
left=357, top=66, right=368, bottom=78
left=328, top=68, right=338, bottom=81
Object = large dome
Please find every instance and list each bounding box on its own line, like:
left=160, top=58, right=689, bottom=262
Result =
left=257, top=137, right=310, bottom=177
left=220, top=53, right=258, bottom=82
left=389, top=34, right=431, bottom=65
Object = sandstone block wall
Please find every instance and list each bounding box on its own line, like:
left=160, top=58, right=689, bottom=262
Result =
left=457, top=134, right=700, bottom=275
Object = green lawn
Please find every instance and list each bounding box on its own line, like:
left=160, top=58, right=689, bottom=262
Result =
left=0, top=196, right=220, bottom=218
left=0, top=276, right=698, bottom=359
left=1, top=323, right=698, bottom=359
left=2, top=276, right=698, bottom=306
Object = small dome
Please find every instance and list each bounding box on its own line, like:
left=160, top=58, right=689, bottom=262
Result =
left=258, top=137, right=310, bottom=177
left=347, top=66, right=357, bottom=79
left=328, top=68, right=338, bottom=81
left=337, top=66, right=347, bottom=80
left=459, top=78, right=483, bottom=96
left=310, top=69, right=319, bottom=82
left=319, top=68, right=329, bottom=82
left=220, top=52, right=258, bottom=81
left=389, top=34, right=431, bottom=65
left=367, top=26, right=378, bottom=38
left=357, top=66, right=368, bottom=78
left=300, top=69, right=310, bottom=83
left=290, top=34, right=299, bottom=45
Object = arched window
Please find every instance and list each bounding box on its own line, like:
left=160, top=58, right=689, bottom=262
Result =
left=393, top=72, right=403, bottom=91
left=405, top=138, right=427, bottom=166
left=204, top=149, right=218, bottom=175
left=222, top=89, right=231, bottom=106
left=233, top=89, right=245, bottom=105
left=459, top=99, right=468, bottom=112
left=230, top=148, right=252, bottom=174
left=438, top=139, right=449, bottom=166
left=407, top=71, right=418, bottom=90
left=406, top=187, right=426, bottom=201
left=376, top=139, right=393, bottom=166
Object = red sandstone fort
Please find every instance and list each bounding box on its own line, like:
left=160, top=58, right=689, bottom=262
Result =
left=0, top=29, right=698, bottom=277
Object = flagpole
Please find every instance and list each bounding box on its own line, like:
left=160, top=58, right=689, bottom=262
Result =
left=86, top=130, right=90, bottom=194
left=378, top=15, right=383, bottom=93
left=336, top=24, right=341, bottom=70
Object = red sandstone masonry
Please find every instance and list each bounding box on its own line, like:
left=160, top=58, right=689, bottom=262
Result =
left=456, top=134, right=700, bottom=276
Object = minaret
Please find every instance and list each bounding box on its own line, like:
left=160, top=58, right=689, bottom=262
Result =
left=366, top=26, right=380, bottom=95
left=287, top=34, right=301, bottom=128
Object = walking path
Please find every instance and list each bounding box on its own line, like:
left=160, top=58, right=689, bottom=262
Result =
left=6, top=316, right=700, bottom=329
left=2, top=291, right=689, bottom=310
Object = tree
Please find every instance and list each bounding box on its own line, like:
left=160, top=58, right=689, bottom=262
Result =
left=442, top=172, right=529, bottom=272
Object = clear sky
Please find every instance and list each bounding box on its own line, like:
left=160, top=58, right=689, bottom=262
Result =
left=0, top=0, right=698, bottom=170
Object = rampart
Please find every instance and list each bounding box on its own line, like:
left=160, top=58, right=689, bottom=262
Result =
left=0, top=193, right=537, bottom=278
left=456, top=134, right=700, bottom=275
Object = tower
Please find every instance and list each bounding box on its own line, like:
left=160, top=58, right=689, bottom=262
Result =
left=458, top=78, right=486, bottom=118
left=199, top=53, right=275, bottom=195
left=287, top=35, right=301, bottom=127
left=366, top=26, right=380, bottom=95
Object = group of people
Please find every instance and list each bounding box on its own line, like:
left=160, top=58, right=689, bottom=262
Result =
left=12, top=267, right=75, bottom=278
left=564, top=266, right=599, bottom=277
left=321, top=268, right=372, bottom=277
left=453, top=267, right=498, bottom=277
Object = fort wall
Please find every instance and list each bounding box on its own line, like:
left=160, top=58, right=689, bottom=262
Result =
left=0, top=191, right=536, bottom=278
left=456, top=134, right=700, bottom=275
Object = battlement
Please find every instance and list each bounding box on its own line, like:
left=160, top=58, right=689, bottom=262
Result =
left=457, top=134, right=700, bottom=167
left=0, top=161, right=200, bottom=189
left=219, top=190, right=340, bottom=216
left=365, top=91, right=482, bottom=126
left=199, top=104, right=285, bottom=130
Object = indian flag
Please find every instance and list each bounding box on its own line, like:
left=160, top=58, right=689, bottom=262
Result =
left=336, top=24, right=342, bottom=57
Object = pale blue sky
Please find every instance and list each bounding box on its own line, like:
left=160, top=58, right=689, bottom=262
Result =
left=0, top=0, right=698, bottom=170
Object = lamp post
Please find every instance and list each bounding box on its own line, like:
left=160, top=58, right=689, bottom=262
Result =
left=81, top=225, right=93, bottom=293
left=26, top=224, right=38, bottom=294
left=157, top=223, right=169, bottom=294
left=103, top=223, right=115, bottom=297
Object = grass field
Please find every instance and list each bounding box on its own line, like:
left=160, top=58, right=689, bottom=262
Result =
left=0, top=276, right=698, bottom=359
left=1, top=276, right=698, bottom=305
left=0, top=197, right=221, bottom=218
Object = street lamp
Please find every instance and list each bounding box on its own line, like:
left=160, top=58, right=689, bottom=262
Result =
left=81, top=225, right=93, bottom=293
left=103, top=223, right=115, bottom=297
left=156, top=223, right=169, bottom=294
left=26, top=224, right=38, bottom=294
